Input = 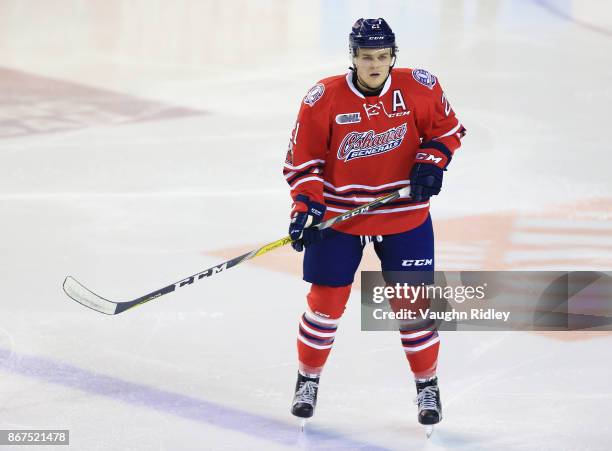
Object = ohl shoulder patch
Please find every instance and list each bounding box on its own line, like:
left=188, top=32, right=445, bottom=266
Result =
left=412, top=69, right=437, bottom=90
left=303, top=83, right=325, bottom=106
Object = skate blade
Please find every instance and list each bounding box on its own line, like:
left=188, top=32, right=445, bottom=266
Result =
left=424, top=425, right=434, bottom=438
left=299, top=418, right=307, bottom=432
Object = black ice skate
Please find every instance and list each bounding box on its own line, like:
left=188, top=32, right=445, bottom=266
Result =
left=415, top=376, right=442, bottom=437
left=291, top=371, right=320, bottom=426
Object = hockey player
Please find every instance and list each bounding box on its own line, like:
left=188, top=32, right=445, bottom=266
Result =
left=283, top=18, right=465, bottom=432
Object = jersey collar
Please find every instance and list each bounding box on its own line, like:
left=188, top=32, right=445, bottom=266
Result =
left=345, top=71, right=392, bottom=99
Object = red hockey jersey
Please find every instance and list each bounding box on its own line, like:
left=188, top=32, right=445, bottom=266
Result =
left=283, top=68, right=465, bottom=236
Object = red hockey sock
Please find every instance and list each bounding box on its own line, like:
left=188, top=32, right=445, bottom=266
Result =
left=297, top=284, right=351, bottom=375
left=390, top=290, right=440, bottom=379
left=401, top=328, right=440, bottom=379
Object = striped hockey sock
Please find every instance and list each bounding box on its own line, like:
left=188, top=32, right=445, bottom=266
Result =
left=297, top=307, right=339, bottom=374
left=296, top=284, right=351, bottom=375
left=400, top=325, right=440, bottom=379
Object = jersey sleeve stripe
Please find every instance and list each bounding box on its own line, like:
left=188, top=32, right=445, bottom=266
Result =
left=323, top=192, right=411, bottom=203
left=324, top=192, right=381, bottom=202
left=323, top=180, right=410, bottom=192
left=323, top=185, right=407, bottom=198
left=285, top=167, right=322, bottom=184
left=434, top=122, right=462, bottom=140
left=289, top=176, right=324, bottom=190
left=283, top=159, right=325, bottom=171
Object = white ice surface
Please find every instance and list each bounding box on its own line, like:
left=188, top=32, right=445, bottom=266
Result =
left=1, top=1, right=611, bottom=450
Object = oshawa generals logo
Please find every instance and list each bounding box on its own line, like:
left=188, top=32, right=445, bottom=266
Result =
left=337, top=123, right=407, bottom=162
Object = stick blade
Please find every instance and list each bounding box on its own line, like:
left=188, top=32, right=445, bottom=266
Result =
left=63, top=276, right=119, bottom=315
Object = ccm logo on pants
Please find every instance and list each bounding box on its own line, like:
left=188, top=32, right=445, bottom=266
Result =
left=401, top=259, right=433, bottom=267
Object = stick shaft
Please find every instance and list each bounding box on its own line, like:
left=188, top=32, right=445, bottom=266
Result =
left=64, top=186, right=410, bottom=314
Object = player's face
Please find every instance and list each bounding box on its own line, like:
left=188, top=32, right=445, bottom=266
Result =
left=353, top=48, right=393, bottom=91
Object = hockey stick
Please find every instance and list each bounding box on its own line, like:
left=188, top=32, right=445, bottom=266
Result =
left=63, top=186, right=411, bottom=315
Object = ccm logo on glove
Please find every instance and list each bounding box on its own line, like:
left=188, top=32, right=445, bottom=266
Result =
left=415, top=152, right=444, bottom=166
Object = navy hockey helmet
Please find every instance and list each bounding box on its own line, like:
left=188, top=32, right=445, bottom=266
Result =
left=349, top=18, right=397, bottom=57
